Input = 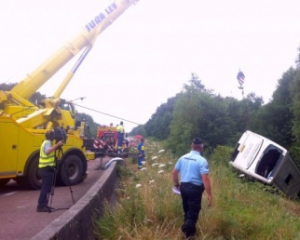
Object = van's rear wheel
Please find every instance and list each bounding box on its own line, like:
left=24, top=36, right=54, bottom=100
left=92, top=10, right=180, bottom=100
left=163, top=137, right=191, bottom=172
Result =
left=59, top=155, right=83, bottom=186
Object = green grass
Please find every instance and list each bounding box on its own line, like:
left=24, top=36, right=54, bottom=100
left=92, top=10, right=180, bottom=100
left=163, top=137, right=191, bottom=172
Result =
left=94, top=142, right=300, bottom=240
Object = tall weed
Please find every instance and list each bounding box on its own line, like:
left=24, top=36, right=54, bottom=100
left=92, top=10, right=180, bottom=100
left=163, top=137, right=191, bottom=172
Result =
left=95, top=142, right=300, bottom=240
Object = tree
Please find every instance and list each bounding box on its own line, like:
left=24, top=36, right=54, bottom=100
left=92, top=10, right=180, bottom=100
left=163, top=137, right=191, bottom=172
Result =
left=130, top=125, right=147, bottom=137
left=251, top=68, right=295, bottom=148
left=0, top=83, right=16, bottom=91
left=144, top=96, right=177, bottom=140
left=187, top=72, right=214, bottom=95
left=223, top=96, right=248, bottom=144
left=290, top=69, right=300, bottom=144
left=295, top=46, right=300, bottom=69
left=167, top=82, right=236, bottom=155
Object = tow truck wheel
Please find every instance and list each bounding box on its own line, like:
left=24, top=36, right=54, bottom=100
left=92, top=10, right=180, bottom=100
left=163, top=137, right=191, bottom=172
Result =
left=27, top=156, right=42, bottom=189
left=0, top=178, right=10, bottom=187
left=59, top=155, right=83, bottom=186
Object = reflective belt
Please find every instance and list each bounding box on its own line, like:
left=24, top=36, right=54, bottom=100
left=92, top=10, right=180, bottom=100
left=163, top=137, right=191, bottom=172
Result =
left=39, top=140, right=55, bottom=168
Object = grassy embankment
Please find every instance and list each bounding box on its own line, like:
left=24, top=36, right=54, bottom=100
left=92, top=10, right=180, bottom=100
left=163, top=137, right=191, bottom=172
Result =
left=94, top=141, right=300, bottom=240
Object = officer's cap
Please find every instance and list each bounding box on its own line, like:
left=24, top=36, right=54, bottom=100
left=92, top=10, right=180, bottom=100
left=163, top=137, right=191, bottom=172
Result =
left=192, top=137, right=203, bottom=145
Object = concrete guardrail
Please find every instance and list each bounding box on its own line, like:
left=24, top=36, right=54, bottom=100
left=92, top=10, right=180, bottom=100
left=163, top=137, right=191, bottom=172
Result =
left=31, top=161, right=119, bottom=240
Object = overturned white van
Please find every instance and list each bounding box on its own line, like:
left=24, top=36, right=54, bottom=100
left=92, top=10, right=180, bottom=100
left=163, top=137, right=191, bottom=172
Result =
left=230, top=130, right=300, bottom=199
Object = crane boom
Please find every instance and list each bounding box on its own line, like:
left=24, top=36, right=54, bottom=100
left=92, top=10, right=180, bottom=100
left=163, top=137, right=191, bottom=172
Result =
left=11, top=0, right=137, bottom=100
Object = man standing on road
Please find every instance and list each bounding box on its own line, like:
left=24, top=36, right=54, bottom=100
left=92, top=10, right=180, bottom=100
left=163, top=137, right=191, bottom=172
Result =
left=172, top=137, right=212, bottom=239
left=37, top=130, right=64, bottom=213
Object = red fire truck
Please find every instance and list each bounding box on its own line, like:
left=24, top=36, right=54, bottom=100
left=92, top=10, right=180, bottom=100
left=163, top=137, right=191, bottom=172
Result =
left=91, top=126, right=129, bottom=158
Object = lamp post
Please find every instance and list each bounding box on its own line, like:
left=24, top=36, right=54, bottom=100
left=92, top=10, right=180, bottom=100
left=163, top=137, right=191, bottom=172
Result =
left=237, top=70, right=248, bottom=129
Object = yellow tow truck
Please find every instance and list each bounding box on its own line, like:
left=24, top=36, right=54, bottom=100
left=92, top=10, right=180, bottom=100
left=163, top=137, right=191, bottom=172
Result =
left=0, top=0, right=138, bottom=189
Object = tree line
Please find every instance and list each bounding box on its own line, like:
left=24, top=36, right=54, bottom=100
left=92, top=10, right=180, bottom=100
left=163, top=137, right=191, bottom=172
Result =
left=132, top=58, right=300, bottom=166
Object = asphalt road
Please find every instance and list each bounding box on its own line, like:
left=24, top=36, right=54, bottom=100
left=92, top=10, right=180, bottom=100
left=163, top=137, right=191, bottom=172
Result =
left=0, top=158, right=109, bottom=240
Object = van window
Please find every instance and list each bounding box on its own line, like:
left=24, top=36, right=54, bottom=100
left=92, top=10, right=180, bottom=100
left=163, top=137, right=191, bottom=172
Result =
left=255, top=145, right=282, bottom=178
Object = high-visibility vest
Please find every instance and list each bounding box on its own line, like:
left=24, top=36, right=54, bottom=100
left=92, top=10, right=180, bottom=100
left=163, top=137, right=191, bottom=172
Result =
left=116, top=125, right=124, bottom=133
left=39, top=140, right=55, bottom=168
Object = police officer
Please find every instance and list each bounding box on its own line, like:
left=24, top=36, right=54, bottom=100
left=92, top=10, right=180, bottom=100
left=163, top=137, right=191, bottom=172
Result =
left=172, top=137, right=212, bottom=239
left=37, top=130, right=64, bottom=212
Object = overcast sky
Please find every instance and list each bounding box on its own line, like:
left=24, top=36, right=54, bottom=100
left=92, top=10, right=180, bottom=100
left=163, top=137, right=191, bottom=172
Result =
left=1, top=0, right=300, bottom=132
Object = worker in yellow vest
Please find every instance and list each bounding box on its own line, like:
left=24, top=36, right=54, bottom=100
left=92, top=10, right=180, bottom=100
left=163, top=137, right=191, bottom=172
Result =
left=116, top=121, right=125, bottom=153
left=37, top=130, right=64, bottom=212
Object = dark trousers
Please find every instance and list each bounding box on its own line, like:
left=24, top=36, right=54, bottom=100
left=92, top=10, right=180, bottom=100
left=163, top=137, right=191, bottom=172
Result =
left=138, top=156, right=144, bottom=167
left=117, top=132, right=124, bottom=147
left=180, top=182, right=204, bottom=238
left=117, top=132, right=124, bottom=153
left=37, top=166, right=54, bottom=208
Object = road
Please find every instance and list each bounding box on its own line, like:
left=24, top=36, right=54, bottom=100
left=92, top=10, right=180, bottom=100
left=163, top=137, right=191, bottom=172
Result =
left=0, top=158, right=109, bottom=240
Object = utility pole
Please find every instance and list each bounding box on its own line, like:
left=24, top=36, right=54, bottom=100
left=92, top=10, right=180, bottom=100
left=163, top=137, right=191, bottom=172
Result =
left=237, top=69, right=245, bottom=98
left=237, top=70, right=248, bottom=129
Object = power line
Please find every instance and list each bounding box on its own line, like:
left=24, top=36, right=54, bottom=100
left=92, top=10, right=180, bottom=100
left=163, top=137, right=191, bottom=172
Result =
left=74, top=103, right=141, bottom=125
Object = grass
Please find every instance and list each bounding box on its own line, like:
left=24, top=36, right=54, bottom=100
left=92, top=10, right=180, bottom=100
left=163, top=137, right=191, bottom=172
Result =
left=94, top=142, right=300, bottom=240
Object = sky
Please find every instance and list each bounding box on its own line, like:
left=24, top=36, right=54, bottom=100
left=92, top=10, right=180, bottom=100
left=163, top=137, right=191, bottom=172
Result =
left=1, top=0, right=300, bottom=132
